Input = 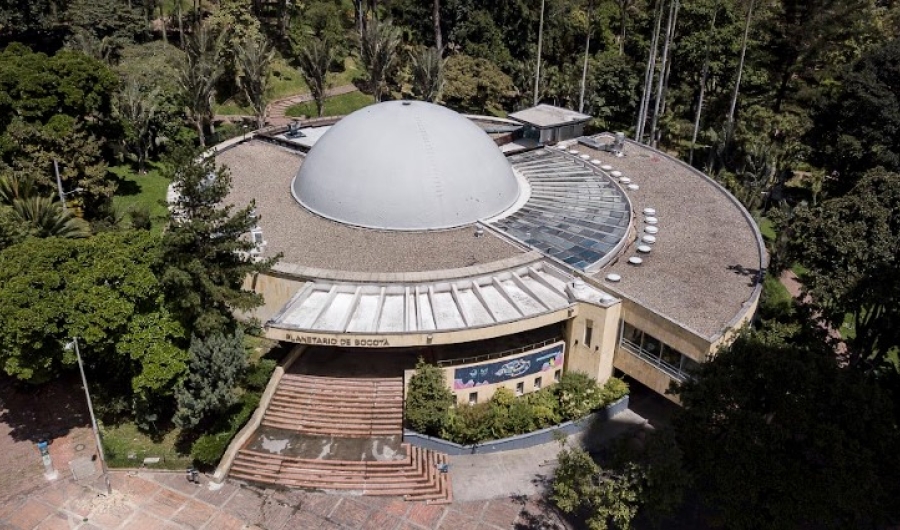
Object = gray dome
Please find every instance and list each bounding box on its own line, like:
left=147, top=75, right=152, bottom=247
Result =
left=292, top=101, right=520, bottom=231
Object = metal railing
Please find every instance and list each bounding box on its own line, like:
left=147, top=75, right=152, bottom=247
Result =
left=620, top=339, right=690, bottom=382
left=436, top=337, right=563, bottom=368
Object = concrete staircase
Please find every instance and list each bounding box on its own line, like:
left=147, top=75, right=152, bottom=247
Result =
left=230, top=443, right=452, bottom=503
left=263, top=374, right=403, bottom=437
left=229, top=374, right=452, bottom=504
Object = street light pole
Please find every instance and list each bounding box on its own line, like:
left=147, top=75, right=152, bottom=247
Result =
left=70, top=338, right=112, bottom=495
left=54, top=160, right=67, bottom=212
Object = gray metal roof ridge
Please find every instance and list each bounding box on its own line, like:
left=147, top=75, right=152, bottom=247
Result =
left=270, top=250, right=545, bottom=283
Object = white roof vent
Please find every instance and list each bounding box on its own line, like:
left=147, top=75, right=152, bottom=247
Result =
left=645, top=225, right=659, bottom=235
left=568, top=149, right=579, bottom=155
left=610, top=170, right=623, bottom=178
left=642, top=235, right=657, bottom=244
left=619, top=177, right=631, bottom=184
left=645, top=216, right=658, bottom=225
left=601, top=164, right=613, bottom=171
left=579, top=154, right=590, bottom=160
left=627, top=184, right=640, bottom=191
left=643, top=207, right=656, bottom=216
left=590, top=159, right=601, bottom=165
left=598, top=293, right=615, bottom=304
left=637, top=245, right=652, bottom=253
left=605, top=273, right=621, bottom=282
left=628, top=256, right=643, bottom=266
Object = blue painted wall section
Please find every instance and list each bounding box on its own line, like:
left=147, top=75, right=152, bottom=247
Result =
left=453, top=343, right=565, bottom=390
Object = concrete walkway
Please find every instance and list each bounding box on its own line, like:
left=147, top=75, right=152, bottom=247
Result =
left=451, top=409, right=649, bottom=502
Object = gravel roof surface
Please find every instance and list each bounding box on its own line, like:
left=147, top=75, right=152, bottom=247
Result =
left=577, top=137, right=765, bottom=340
left=218, top=141, right=526, bottom=273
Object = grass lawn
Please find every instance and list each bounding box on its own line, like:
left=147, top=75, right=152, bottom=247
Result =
left=102, top=422, right=191, bottom=470
left=758, top=217, right=776, bottom=243
left=285, top=91, right=374, bottom=118
left=110, top=164, right=171, bottom=232
left=216, top=54, right=310, bottom=116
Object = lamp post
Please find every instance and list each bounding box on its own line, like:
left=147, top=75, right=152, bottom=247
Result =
left=66, top=338, right=112, bottom=495
left=53, top=160, right=84, bottom=211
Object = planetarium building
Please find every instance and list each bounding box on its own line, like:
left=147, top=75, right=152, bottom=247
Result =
left=221, top=100, right=763, bottom=399
left=211, top=100, right=765, bottom=497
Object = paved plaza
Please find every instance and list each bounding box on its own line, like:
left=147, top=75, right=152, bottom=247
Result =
left=0, top=471, right=566, bottom=530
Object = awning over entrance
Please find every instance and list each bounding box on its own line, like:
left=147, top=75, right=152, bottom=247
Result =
left=267, top=260, right=607, bottom=335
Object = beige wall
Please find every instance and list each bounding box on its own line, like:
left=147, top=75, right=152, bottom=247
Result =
left=613, top=345, right=681, bottom=404
left=564, top=300, right=621, bottom=383
left=244, top=273, right=307, bottom=324
left=618, top=298, right=712, bottom=362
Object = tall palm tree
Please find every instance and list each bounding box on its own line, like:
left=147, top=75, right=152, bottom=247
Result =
left=296, top=37, right=333, bottom=117
left=236, top=33, right=275, bottom=129
left=727, top=0, right=755, bottom=128
left=178, top=28, right=225, bottom=147
left=411, top=47, right=445, bottom=103
left=360, top=17, right=401, bottom=102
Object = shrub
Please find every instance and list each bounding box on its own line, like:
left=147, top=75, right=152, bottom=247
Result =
left=243, top=358, right=277, bottom=391
left=556, top=371, right=603, bottom=420
left=600, top=377, right=629, bottom=404
left=405, top=358, right=455, bottom=436
left=190, top=392, right=259, bottom=467
left=442, top=402, right=493, bottom=444
left=526, top=387, right=562, bottom=428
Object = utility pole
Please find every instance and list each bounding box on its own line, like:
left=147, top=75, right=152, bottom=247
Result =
left=728, top=0, right=754, bottom=128
left=533, top=0, right=546, bottom=106
left=70, top=338, right=112, bottom=495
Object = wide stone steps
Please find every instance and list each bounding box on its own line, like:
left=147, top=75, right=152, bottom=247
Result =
left=230, top=444, right=452, bottom=503
left=259, top=374, right=404, bottom=438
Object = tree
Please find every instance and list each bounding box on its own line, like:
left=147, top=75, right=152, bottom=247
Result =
left=784, top=169, right=900, bottom=369
left=115, top=80, right=159, bottom=173
left=0, top=232, right=187, bottom=403
left=432, top=0, right=442, bottom=50
left=235, top=33, right=275, bottom=129
left=174, top=329, right=248, bottom=429
left=807, top=38, right=900, bottom=188
left=410, top=47, right=445, bottom=103
left=64, top=0, right=144, bottom=56
left=359, top=17, right=401, bottom=102
left=442, top=54, right=516, bottom=115
left=552, top=444, right=643, bottom=530
left=161, top=145, right=278, bottom=337
left=673, top=329, right=900, bottom=529
left=404, top=358, right=454, bottom=435
left=9, top=197, right=90, bottom=239
left=295, top=37, right=333, bottom=117
left=177, top=28, right=224, bottom=147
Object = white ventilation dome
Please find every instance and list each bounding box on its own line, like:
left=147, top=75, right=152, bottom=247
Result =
left=292, top=101, right=520, bottom=231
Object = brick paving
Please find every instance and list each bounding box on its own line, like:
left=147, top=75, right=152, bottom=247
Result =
left=0, top=471, right=567, bottom=529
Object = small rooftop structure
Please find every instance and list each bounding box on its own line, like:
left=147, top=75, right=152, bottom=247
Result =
left=508, top=104, right=592, bottom=145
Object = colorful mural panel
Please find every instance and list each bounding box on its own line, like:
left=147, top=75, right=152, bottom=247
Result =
left=453, top=343, right=565, bottom=390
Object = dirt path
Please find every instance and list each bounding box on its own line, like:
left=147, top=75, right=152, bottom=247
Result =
left=780, top=270, right=848, bottom=357
left=266, top=84, right=359, bottom=126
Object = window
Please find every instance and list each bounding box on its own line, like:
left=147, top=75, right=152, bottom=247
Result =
left=468, top=392, right=478, bottom=405
left=515, top=382, right=524, bottom=396
left=554, top=370, right=561, bottom=382
left=584, top=319, right=594, bottom=348
left=534, top=377, right=542, bottom=390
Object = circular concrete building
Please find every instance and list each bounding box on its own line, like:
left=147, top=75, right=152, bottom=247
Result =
left=218, top=101, right=765, bottom=400
left=215, top=101, right=765, bottom=496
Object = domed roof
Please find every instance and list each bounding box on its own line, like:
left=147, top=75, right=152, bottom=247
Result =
left=292, top=101, right=520, bottom=231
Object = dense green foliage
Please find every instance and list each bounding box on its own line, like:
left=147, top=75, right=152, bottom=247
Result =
left=161, top=145, right=278, bottom=336
left=672, top=328, right=900, bottom=529
left=190, top=392, right=261, bottom=467
left=407, top=369, right=628, bottom=445
left=174, top=329, right=249, bottom=429
left=784, top=170, right=900, bottom=368
left=0, top=232, right=187, bottom=402
left=404, top=358, right=455, bottom=435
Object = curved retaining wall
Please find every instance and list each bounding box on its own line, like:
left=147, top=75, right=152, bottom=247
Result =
left=403, top=395, right=628, bottom=455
